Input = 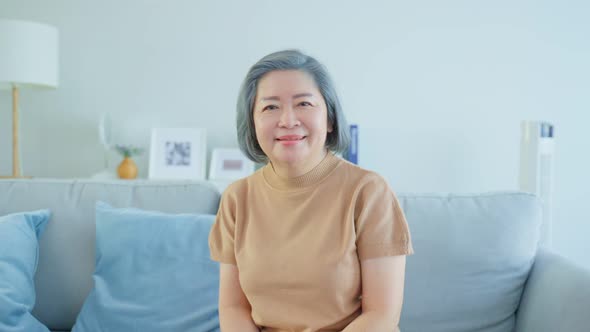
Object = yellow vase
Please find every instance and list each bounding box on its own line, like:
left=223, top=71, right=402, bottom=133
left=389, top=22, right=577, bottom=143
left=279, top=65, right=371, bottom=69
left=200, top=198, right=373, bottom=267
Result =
left=117, top=157, right=138, bottom=179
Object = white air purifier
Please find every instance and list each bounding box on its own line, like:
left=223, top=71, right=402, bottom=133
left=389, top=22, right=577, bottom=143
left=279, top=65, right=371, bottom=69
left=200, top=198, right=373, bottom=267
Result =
left=519, top=121, right=555, bottom=247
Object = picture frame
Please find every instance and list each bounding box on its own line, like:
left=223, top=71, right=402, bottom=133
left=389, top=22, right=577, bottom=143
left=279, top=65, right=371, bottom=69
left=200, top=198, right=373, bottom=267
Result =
left=148, top=128, right=207, bottom=180
left=208, top=148, right=255, bottom=180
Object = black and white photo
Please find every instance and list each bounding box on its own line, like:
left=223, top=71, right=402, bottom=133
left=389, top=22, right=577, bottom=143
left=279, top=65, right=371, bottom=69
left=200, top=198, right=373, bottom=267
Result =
left=148, top=128, right=207, bottom=180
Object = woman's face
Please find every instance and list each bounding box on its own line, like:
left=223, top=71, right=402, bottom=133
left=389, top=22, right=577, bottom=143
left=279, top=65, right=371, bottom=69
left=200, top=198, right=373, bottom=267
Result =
left=253, top=70, right=332, bottom=173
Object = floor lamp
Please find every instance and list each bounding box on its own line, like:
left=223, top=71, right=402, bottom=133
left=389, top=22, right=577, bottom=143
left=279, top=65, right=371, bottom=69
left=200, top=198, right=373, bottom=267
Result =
left=0, top=19, right=58, bottom=178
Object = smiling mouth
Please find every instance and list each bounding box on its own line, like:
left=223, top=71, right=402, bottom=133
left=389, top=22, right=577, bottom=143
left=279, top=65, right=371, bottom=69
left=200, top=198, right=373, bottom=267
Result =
left=276, top=135, right=306, bottom=141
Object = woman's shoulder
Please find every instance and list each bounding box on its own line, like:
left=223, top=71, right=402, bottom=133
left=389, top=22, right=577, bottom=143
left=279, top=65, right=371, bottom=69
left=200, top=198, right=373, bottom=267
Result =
left=220, top=167, right=264, bottom=198
left=336, top=157, right=389, bottom=188
left=334, top=160, right=402, bottom=210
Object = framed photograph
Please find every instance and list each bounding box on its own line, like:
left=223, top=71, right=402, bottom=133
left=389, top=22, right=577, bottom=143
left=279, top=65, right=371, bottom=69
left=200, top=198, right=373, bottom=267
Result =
left=208, top=148, right=255, bottom=180
left=148, top=128, right=207, bottom=180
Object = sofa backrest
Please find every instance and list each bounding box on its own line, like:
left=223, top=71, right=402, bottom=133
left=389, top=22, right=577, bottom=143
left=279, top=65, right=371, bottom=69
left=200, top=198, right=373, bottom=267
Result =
left=399, top=192, right=542, bottom=332
left=0, top=179, right=221, bottom=331
left=1, top=180, right=542, bottom=332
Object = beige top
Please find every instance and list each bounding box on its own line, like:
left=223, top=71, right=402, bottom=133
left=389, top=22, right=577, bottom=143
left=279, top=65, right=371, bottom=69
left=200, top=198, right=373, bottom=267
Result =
left=209, top=152, right=413, bottom=332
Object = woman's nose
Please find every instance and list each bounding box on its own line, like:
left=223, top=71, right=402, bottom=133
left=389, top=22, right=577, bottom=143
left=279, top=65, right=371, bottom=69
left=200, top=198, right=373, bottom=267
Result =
left=278, top=107, right=300, bottom=128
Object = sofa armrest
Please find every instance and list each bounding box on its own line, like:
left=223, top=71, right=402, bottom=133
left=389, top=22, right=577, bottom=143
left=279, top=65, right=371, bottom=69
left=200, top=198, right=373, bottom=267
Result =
left=515, top=249, right=590, bottom=332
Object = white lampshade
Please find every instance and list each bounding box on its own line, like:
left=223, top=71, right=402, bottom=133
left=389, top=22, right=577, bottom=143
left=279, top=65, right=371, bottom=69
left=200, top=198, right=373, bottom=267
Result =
left=0, top=19, right=58, bottom=89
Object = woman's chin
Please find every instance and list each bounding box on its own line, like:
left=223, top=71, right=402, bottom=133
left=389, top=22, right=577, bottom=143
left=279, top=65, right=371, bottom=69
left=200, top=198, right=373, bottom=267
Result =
left=270, top=151, right=307, bottom=166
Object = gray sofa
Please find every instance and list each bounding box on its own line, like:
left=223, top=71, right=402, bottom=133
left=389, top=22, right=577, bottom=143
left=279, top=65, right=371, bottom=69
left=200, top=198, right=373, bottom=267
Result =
left=1, top=179, right=589, bottom=332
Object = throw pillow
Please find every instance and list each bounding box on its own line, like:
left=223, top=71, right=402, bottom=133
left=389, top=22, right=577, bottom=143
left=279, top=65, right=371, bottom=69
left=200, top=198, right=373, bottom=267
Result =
left=72, top=202, right=220, bottom=332
left=0, top=210, right=51, bottom=332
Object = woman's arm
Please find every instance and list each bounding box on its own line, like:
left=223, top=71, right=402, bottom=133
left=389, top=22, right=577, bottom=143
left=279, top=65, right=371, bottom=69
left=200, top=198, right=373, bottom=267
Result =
left=218, top=263, right=260, bottom=332
left=341, top=255, right=407, bottom=332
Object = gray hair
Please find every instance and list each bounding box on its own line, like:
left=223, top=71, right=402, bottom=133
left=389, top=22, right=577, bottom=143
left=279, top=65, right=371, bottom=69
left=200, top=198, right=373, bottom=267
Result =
left=236, top=49, right=350, bottom=164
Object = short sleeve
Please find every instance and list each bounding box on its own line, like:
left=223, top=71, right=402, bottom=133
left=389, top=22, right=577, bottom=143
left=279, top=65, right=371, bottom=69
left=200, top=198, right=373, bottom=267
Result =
left=354, top=174, right=414, bottom=261
left=208, top=190, right=237, bottom=264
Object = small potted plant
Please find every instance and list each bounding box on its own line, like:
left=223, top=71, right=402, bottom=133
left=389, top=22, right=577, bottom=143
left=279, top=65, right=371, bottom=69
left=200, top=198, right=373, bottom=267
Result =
left=114, top=144, right=144, bottom=179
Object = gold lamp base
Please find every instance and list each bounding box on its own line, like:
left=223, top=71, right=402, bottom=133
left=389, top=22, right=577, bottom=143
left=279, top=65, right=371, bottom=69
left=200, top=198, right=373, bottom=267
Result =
left=3, top=86, right=29, bottom=179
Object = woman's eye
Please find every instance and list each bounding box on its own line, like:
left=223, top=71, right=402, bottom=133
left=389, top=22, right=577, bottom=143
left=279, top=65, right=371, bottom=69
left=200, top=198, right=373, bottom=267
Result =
left=299, top=101, right=313, bottom=107
left=263, top=105, right=278, bottom=111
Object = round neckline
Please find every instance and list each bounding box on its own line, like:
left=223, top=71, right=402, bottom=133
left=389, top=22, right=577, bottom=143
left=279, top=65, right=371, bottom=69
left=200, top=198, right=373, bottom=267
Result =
left=262, top=152, right=342, bottom=191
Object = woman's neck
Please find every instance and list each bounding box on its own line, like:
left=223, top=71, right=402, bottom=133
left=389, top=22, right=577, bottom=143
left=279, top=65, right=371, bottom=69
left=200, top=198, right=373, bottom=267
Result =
left=270, top=150, right=329, bottom=179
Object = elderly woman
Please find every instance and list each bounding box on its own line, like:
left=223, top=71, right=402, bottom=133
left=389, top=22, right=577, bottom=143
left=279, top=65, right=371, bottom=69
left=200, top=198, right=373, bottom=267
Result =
left=209, top=49, right=413, bottom=332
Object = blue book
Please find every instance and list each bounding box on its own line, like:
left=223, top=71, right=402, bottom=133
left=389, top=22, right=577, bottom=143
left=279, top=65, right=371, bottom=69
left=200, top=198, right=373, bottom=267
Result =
left=347, top=124, right=358, bottom=164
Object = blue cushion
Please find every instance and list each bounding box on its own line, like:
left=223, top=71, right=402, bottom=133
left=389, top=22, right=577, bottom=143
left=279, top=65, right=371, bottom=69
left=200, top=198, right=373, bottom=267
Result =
left=72, top=202, right=220, bottom=332
left=398, top=192, right=542, bottom=332
left=0, top=210, right=51, bottom=332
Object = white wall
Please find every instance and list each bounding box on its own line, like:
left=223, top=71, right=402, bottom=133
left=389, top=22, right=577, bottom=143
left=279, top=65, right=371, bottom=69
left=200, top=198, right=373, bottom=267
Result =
left=1, top=1, right=589, bottom=267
